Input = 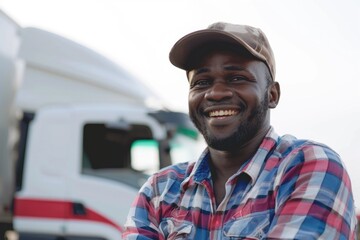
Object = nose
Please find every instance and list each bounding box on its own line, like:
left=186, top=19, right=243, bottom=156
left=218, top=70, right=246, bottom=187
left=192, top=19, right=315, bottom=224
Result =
left=205, top=81, right=233, bottom=101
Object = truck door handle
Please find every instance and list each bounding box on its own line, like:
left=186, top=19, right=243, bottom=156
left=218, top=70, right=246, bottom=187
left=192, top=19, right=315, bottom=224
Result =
left=72, top=202, right=87, bottom=216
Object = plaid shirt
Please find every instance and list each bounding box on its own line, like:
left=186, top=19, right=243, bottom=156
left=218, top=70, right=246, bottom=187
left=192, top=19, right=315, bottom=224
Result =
left=123, top=127, right=357, bottom=239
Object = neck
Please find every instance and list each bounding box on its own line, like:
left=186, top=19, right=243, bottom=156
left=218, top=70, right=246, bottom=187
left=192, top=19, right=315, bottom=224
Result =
left=208, top=126, right=269, bottom=179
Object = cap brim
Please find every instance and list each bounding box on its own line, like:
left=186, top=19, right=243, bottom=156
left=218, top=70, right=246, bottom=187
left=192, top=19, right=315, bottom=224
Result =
left=169, top=29, right=266, bottom=70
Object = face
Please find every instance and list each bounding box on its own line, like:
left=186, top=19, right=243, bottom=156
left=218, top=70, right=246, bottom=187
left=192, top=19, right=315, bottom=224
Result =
left=188, top=48, right=278, bottom=151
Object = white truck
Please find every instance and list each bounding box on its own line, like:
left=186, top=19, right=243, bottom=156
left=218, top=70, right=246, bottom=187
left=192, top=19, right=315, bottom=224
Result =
left=0, top=10, right=200, bottom=239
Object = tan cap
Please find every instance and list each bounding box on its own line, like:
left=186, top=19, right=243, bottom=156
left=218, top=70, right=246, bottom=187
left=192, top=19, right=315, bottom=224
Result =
left=169, top=22, right=276, bottom=80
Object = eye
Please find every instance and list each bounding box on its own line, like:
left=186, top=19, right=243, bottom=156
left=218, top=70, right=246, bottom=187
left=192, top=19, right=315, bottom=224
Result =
left=190, top=79, right=212, bottom=89
left=229, top=75, right=247, bottom=82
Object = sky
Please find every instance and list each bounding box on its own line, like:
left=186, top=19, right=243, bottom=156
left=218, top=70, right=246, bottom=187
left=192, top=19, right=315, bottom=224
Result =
left=1, top=0, right=360, bottom=207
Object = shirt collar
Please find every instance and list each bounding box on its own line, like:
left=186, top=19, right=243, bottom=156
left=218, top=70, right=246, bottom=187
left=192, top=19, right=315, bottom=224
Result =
left=241, top=127, right=279, bottom=184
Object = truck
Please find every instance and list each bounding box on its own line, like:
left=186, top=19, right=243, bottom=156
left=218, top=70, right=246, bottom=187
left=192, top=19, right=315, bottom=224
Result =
left=0, top=9, right=201, bottom=239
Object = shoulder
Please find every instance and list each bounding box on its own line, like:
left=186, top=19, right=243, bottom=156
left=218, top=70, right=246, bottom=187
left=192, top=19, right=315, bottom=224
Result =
left=276, top=134, right=341, bottom=164
left=274, top=135, right=349, bottom=186
left=273, top=135, right=353, bottom=195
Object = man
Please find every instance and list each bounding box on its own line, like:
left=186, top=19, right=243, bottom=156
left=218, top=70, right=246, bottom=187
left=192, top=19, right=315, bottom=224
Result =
left=123, top=22, right=357, bottom=239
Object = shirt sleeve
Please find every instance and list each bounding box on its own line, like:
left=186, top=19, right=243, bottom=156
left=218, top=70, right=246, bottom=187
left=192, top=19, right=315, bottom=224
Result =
left=122, top=174, right=163, bottom=240
left=267, top=143, right=358, bottom=239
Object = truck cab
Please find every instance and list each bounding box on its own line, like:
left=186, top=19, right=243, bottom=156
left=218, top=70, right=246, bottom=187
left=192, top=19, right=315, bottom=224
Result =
left=14, top=105, right=199, bottom=240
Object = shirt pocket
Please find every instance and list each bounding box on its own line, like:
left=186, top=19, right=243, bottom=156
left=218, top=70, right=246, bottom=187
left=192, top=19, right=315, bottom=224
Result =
left=223, top=211, right=271, bottom=240
left=159, top=218, right=195, bottom=240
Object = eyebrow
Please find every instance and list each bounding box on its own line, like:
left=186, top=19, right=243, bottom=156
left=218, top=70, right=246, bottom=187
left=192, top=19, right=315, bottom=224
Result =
left=188, top=67, right=209, bottom=83
left=192, top=67, right=209, bottom=75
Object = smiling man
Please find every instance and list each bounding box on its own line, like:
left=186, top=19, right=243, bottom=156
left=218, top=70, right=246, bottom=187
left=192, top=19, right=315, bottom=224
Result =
left=123, top=22, right=357, bottom=239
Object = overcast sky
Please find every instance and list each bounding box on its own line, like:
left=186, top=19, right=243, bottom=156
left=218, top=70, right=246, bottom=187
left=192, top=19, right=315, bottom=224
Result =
left=1, top=0, right=360, bottom=208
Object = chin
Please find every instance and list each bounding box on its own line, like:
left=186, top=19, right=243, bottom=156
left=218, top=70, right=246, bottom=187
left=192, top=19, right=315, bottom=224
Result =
left=205, top=132, right=246, bottom=151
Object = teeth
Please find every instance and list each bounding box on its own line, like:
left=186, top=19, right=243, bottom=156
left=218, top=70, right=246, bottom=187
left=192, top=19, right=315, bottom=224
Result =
left=209, top=110, right=237, bottom=117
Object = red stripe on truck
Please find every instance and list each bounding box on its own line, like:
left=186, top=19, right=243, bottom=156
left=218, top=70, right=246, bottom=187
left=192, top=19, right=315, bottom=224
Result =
left=14, top=198, right=123, bottom=232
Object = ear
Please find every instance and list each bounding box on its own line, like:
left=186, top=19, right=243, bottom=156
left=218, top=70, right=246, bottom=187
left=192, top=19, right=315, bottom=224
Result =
left=268, top=82, right=280, bottom=109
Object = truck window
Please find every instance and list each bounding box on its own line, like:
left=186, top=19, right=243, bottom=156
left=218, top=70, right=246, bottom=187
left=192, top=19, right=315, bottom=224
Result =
left=80, top=122, right=202, bottom=188
left=82, top=123, right=153, bottom=170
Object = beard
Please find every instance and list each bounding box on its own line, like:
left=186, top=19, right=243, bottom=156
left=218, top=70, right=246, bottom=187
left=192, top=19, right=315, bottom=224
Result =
left=190, top=94, right=269, bottom=151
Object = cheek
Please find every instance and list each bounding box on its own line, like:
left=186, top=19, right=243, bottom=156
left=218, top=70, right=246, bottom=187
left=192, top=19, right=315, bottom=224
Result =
left=236, top=87, right=264, bottom=103
left=188, top=91, right=201, bottom=108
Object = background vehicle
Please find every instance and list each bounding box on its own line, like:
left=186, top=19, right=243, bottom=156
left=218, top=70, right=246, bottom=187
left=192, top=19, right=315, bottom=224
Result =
left=0, top=10, right=201, bottom=239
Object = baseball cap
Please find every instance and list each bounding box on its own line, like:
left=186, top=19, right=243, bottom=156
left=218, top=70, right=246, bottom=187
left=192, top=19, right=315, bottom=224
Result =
left=169, top=22, right=276, bottom=80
